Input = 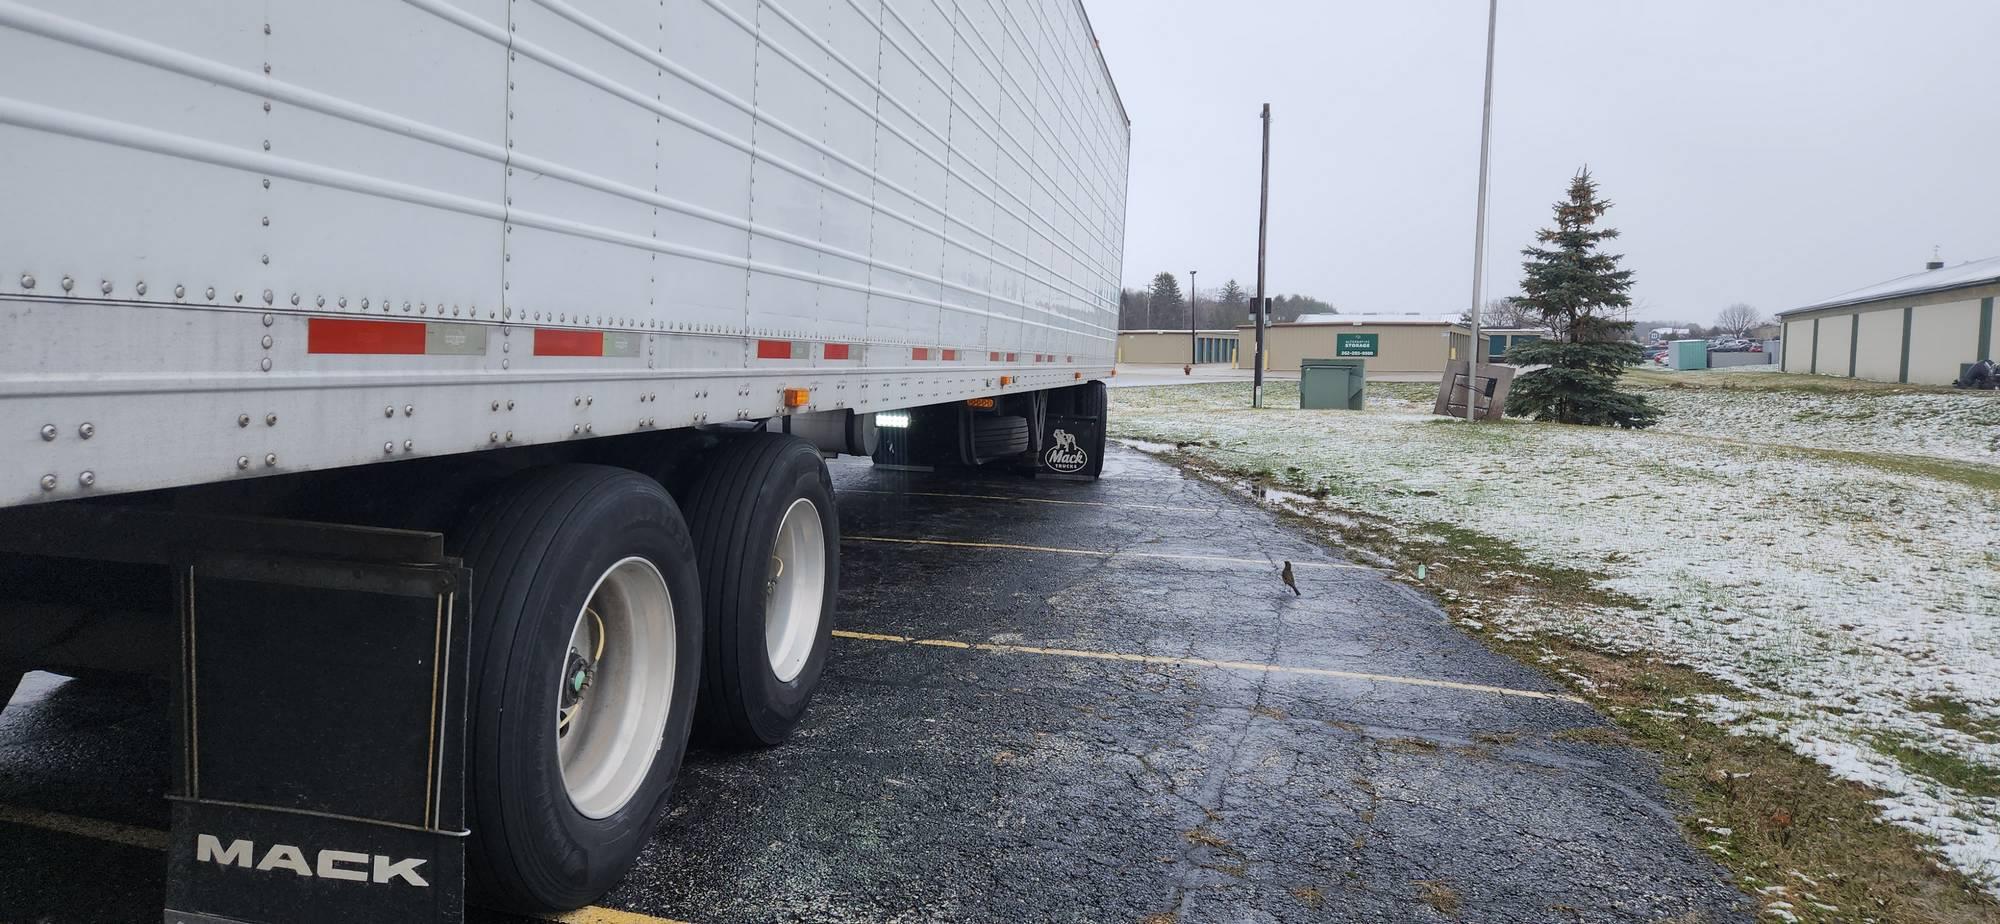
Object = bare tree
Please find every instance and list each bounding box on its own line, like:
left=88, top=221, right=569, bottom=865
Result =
left=1461, top=297, right=1533, bottom=329
left=1715, top=302, right=1762, bottom=337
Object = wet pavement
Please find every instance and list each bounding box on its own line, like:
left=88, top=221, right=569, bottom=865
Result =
left=0, top=445, right=1749, bottom=923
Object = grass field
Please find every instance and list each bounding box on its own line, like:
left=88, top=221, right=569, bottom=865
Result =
left=1109, top=372, right=2000, bottom=922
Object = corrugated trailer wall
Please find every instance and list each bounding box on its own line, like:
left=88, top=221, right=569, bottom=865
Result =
left=0, top=0, right=1131, bottom=504
left=0, top=0, right=1128, bottom=361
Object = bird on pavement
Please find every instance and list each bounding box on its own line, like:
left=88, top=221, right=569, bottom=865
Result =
left=1280, top=561, right=1300, bottom=596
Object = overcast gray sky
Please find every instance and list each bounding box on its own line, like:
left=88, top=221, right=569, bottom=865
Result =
left=1087, top=0, right=2000, bottom=324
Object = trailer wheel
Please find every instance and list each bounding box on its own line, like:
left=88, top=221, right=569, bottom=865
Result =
left=683, top=433, right=838, bottom=747
left=971, top=414, right=1030, bottom=462
left=451, top=465, right=702, bottom=913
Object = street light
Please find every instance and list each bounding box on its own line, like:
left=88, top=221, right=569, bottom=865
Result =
left=1187, top=269, right=1198, bottom=373
left=1253, top=104, right=1271, bottom=408
left=1463, top=0, right=1498, bottom=423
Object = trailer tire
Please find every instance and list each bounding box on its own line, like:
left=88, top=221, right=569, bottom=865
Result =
left=683, top=433, right=838, bottom=747
left=451, top=465, right=702, bottom=914
left=971, top=415, right=1030, bottom=462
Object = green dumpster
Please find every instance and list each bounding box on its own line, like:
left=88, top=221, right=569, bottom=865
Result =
left=1300, top=358, right=1366, bottom=410
left=1669, top=339, right=1708, bottom=371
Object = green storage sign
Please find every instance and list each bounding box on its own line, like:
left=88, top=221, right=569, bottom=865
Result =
left=1336, top=333, right=1378, bottom=357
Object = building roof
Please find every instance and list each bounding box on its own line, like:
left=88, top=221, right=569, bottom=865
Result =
left=1118, top=329, right=1240, bottom=335
left=1284, top=313, right=1463, bottom=326
left=1781, top=255, right=2000, bottom=316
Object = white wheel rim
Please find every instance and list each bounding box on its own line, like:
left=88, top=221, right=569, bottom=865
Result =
left=557, top=556, right=676, bottom=820
left=765, top=497, right=826, bottom=684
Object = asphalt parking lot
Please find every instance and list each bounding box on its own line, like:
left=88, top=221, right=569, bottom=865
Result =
left=0, top=444, right=1748, bottom=923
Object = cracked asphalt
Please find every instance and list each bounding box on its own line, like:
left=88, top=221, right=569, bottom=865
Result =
left=0, top=444, right=1748, bottom=923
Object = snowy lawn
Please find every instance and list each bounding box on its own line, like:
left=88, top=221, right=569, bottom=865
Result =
left=1110, top=377, right=2000, bottom=898
left=1625, top=368, right=2000, bottom=465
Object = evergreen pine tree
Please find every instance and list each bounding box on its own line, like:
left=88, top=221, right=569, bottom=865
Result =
left=1218, top=279, right=1248, bottom=310
left=1502, top=168, right=1656, bottom=429
left=1146, top=271, right=1185, bottom=330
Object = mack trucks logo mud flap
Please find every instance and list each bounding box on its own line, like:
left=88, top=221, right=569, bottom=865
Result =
left=196, top=834, right=429, bottom=886
left=1043, top=429, right=1090, bottom=473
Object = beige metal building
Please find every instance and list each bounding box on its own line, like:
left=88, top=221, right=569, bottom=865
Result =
left=1116, top=329, right=1239, bottom=365
left=1778, top=257, right=2000, bottom=385
left=1236, top=314, right=1490, bottom=377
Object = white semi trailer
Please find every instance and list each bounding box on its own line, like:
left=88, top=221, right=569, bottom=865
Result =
left=0, top=0, right=1128, bottom=919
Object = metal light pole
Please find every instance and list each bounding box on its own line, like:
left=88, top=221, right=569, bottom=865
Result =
left=1188, top=269, right=1198, bottom=370
left=1464, top=0, right=1498, bottom=424
left=1252, top=103, right=1272, bottom=408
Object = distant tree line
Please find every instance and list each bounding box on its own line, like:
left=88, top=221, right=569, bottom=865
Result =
left=1118, top=271, right=1337, bottom=330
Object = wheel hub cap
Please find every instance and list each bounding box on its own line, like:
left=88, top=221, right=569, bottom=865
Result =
left=764, top=498, right=826, bottom=684
left=556, top=557, right=677, bottom=819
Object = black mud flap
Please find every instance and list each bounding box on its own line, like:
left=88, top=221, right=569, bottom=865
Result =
left=165, top=553, right=468, bottom=924
left=1036, top=380, right=1107, bottom=480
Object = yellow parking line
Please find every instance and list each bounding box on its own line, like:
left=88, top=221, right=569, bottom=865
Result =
left=0, top=804, right=696, bottom=924
left=839, top=488, right=1211, bottom=514
left=0, top=802, right=168, bottom=850
left=551, top=906, right=698, bottom=924
left=842, top=535, right=1372, bottom=571
left=831, top=630, right=1588, bottom=704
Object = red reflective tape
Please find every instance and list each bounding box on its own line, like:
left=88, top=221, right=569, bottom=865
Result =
left=307, top=317, right=427, bottom=354
left=1005, top=352, right=1017, bottom=362
left=989, top=351, right=1001, bottom=361
left=941, top=349, right=958, bottom=361
left=912, top=347, right=931, bottom=360
left=1067, top=355, right=1074, bottom=363
left=533, top=328, right=604, bottom=357
left=824, top=343, right=851, bottom=360
left=757, top=340, right=792, bottom=360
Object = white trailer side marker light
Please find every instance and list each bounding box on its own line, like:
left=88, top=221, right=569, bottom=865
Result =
left=874, top=413, right=910, bottom=428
